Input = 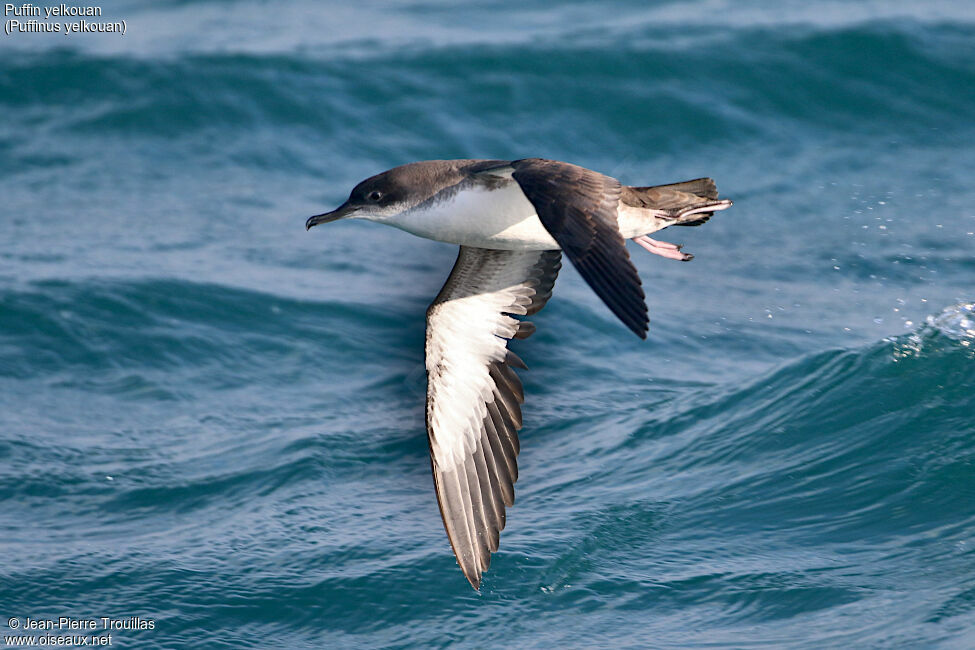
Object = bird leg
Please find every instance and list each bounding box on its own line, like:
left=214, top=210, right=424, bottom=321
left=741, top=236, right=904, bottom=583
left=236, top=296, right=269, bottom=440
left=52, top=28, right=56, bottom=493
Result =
left=632, top=235, right=694, bottom=261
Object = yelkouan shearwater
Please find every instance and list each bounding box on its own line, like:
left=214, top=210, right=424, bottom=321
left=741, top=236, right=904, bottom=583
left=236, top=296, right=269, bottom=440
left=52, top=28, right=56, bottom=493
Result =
left=306, top=158, right=732, bottom=589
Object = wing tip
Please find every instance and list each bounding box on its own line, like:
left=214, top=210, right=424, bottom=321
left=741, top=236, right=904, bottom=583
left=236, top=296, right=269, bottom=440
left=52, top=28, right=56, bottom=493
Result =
left=613, top=298, right=648, bottom=339
left=464, top=570, right=482, bottom=591
left=630, top=318, right=649, bottom=339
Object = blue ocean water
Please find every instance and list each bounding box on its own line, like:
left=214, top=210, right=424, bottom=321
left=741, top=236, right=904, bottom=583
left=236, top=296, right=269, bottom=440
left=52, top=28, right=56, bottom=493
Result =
left=2, top=0, right=975, bottom=647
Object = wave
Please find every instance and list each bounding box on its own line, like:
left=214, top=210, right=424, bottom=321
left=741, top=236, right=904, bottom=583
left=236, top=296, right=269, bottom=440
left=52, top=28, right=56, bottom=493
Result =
left=3, top=276, right=970, bottom=396
left=2, top=20, right=972, bottom=158
left=2, top=274, right=973, bottom=644
left=0, top=278, right=421, bottom=393
left=516, top=302, right=975, bottom=643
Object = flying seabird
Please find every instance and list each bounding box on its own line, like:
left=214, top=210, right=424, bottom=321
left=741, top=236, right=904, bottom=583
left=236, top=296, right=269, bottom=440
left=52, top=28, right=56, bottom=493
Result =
left=305, top=158, right=732, bottom=588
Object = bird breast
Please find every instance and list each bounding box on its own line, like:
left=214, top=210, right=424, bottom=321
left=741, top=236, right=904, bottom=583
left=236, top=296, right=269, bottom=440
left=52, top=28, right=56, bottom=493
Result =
left=389, top=183, right=561, bottom=251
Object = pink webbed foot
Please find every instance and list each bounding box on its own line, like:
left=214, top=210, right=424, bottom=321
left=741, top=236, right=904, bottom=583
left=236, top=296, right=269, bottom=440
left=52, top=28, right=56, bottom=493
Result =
left=633, top=235, right=694, bottom=261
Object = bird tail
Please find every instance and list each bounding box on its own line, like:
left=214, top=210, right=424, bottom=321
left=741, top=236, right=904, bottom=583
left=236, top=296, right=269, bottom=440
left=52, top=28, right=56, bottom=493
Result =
left=622, top=178, right=733, bottom=227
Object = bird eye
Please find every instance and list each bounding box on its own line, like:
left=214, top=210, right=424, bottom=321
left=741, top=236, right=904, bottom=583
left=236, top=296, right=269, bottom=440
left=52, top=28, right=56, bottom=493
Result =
left=368, top=190, right=382, bottom=202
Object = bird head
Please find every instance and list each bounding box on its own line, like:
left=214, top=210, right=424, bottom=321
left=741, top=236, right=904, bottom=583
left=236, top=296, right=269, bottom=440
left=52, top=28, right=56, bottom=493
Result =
left=305, top=166, right=422, bottom=230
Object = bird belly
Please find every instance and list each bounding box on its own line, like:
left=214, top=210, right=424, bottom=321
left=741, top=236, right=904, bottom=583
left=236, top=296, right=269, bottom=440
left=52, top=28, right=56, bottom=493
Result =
left=391, top=184, right=560, bottom=250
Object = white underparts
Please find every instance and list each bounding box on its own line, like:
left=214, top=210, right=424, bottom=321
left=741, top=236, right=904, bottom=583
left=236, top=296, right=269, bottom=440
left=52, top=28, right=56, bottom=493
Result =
left=364, top=183, right=696, bottom=251
left=388, top=184, right=559, bottom=250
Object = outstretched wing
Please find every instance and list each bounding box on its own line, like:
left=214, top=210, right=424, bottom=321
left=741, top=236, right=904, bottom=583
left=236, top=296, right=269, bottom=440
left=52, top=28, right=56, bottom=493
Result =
left=509, top=158, right=648, bottom=339
left=425, top=246, right=561, bottom=589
